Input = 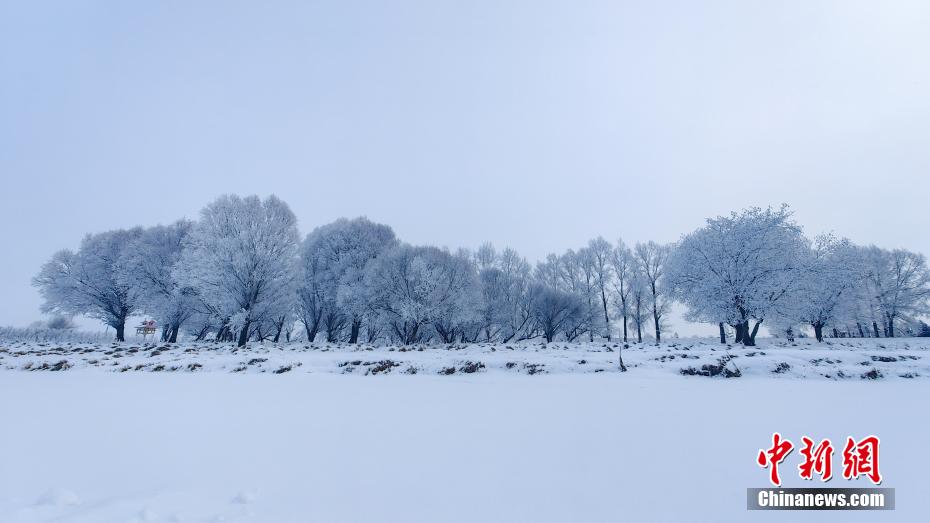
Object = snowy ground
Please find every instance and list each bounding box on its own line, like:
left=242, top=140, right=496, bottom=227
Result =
left=1, top=338, right=928, bottom=522
left=1, top=337, right=928, bottom=379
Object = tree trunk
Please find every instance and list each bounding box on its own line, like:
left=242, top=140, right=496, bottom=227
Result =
left=742, top=320, right=761, bottom=346
left=406, top=323, right=420, bottom=345
left=636, top=322, right=642, bottom=343
left=719, top=322, right=726, bottom=344
left=618, top=344, right=627, bottom=372
left=732, top=323, right=744, bottom=344
left=887, top=318, right=895, bottom=338
left=622, top=314, right=628, bottom=342
left=237, top=321, right=250, bottom=347
left=168, top=324, right=180, bottom=343
left=832, top=327, right=839, bottom=338
left=749, top=320, right=762, bottom=345
left=306, top=322, right=318, bottom=342
left=161, top=324, right=170, bottom=342
left=856, top=322, right=865, bottom=338
left=115, top=321, right=126, bottom=342
left=349, top=319, right=361, bottom=344
left=601, top=291, right=611, bottom=341
left=653, top=311, right=661, bottom=344
left=813, top=322, right=824, bottom=342
left=872, top=321, right=880, bottom=338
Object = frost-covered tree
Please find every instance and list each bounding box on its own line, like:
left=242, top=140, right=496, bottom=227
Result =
left=782, top=237, right=862, bottom=342
left=497, top=248, right=537, bottom=341
left=34, top=228, right=144, bottom=341
left=534, top=249, right=598, bottom=340
left=666, top=205, right=808, bottom=346
left=45, top=314, right=77, bottom=331
left=574, top=248, right=602, bottom=341
left=634, top=241, right=672, bottom=344
left=609, top=239, right=634, bottom=342
left=364, top=244, right=480, bottom=344
left=298, top=217, right=397, bottom=343
left=627, top=271, right=649, bottom=343
left=250, top=283, right=298, bottom=343
left=430, top=248, right=484, bottom=343
left=526, top=283, right=585, bottom=343
left=475, top=242, right=498, bottom=272
left=919, top=321, right=930, bottom=337
left=175, top=195, right=300, bottom=346
left=863, top=246, right=930, bottom=337
left=184, top=310, right=216, bottom=341
left=474, top=245, right=535, bottom=342
left=295, top=242, right=326, bottom=342
left=587, top=237, right=614, bottom=340
left=474, top=267, right=505, bottom=341
left=119, top=220, right=196, bottom=342
left=534, top=253, right=561, bottom=289
left=848, top=260, right=885, bottom=338
left=263, top=307, right=296, bottom=343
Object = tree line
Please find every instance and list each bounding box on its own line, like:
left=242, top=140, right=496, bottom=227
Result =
left=33, top=197, right=930, bottom=353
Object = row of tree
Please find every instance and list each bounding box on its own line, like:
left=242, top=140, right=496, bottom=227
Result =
left=668, top=206, right=930, bottom=345
left=33, top=197, right=930, bottom=349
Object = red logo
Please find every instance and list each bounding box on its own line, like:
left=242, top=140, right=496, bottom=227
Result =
left=798, top=436, right=834, bottom=481
left=757, top=432, right=794, bottom=486
left=842, top=436, right=882, bottom=484
left=758, top=434, right=882, bottom=486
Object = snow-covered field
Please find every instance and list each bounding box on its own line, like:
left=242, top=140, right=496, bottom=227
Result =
left=2, top=338, right=928, bottom=522
left=2, top=337, right=928, bottom=379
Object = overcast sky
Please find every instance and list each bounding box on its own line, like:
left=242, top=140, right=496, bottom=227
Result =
left=1, top=1, right=929, bottom=333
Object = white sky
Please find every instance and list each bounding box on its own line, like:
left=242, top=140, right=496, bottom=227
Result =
left=1, top=1, right=929, bottom=334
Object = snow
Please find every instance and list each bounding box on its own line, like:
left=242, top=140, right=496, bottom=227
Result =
left=1, top=338, right=928, bottom=522
left=1, top=337, right=928, bottom=379
left=35, top=488, right=81, bottom=507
